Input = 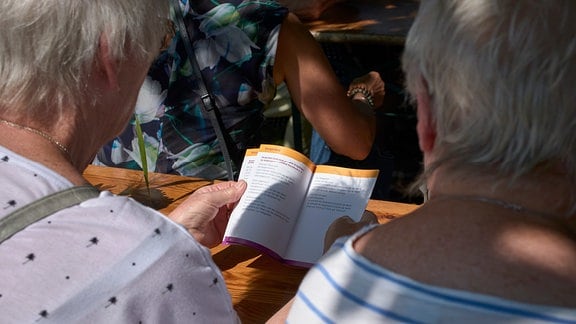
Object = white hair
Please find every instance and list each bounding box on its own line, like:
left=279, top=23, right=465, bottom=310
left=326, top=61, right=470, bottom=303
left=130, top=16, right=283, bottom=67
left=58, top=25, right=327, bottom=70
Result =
left=403, top=0, right=576, bottom=186
left=0, top=0, right=169, bottom=118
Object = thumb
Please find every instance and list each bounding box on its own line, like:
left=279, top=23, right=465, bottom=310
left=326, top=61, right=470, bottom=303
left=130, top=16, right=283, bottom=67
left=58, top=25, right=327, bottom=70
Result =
left=195, top=180, right=247, bottom=208
left=323, top=216, right=356, bottom=253
left=360, top=210, right=378, bottom=224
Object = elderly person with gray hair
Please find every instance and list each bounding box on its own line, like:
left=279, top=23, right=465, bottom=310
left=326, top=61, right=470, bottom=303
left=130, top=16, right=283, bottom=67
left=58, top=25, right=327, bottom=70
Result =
left=270, top=0, right=576, bottom=322
left=0, top=0, right=247, bottom=322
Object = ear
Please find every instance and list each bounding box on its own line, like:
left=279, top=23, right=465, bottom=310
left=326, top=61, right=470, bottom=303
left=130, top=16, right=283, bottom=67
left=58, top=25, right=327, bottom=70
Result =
left=416, top=80, right=436, bottom=154
left=92, top=34, right=119, bottom=91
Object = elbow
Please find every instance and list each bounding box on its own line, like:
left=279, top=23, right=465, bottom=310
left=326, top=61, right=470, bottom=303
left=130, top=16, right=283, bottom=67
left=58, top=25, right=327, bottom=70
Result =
left=354, top=124, right=377, bottom=159
left=348, top=143, right=373, bottom=160
left=333, top=135, right=374, bottom=161
left=321, top=117, right=376, bottom=160
left=356, top=149, right=372, bottom=161
left=346, top=125, right=376, bottom=160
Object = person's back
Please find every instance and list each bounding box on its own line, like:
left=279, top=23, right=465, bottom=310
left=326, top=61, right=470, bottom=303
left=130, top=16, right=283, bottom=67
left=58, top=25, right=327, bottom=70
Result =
left=361, top=195, right=576, bottom=304
left=0, top=149, right=235, bottom=322
left=289, top=220, right=576, bottom=322
left=281, top=0, right=576, bottom=322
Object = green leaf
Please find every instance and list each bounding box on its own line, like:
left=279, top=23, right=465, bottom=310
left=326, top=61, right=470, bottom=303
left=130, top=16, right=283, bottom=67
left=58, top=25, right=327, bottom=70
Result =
left=134, top=116, right=150, bottom=194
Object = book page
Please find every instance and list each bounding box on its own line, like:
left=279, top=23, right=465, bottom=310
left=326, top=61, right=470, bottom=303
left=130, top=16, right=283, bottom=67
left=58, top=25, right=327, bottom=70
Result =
left=284, top=165, right=378, bottom=266
left=236, top=148, right=259, bottom=181
left=224, top=145, right=316, bottom=259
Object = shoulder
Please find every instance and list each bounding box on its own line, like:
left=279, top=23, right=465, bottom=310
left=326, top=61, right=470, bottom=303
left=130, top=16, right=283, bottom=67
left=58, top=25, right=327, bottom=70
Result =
left=356, top=207, right=576, bottom=307
left=0, top=191, right=236, bottom=322
left=290, top=219, right=576, bottom=323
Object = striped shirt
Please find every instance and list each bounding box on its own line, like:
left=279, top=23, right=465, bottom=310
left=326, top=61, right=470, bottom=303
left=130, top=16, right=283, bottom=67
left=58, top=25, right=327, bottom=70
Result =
left=287, top=226, right=576, bottom=323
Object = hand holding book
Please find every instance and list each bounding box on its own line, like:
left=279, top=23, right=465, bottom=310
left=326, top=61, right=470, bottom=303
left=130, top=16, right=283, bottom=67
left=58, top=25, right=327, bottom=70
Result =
left=223, top=144, right=379, bottom=267
left=323, top=211, right=378, bottom=253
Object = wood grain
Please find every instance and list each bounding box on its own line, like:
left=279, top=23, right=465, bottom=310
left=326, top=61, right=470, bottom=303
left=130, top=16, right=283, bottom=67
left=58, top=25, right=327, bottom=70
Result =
left=305, top=0, right=419, bottom=45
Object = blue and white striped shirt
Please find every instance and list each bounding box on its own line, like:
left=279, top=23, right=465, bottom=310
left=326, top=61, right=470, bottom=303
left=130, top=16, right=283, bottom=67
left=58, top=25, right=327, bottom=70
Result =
left=288, top=226, right=576, bottom=323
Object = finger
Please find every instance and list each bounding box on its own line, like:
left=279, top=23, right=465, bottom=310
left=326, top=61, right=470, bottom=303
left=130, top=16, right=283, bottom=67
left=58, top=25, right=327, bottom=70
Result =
left=331, top=215, right=354, bottom=227
left=195, top=180, right=247, bottom=208
left=360, top=210, right=378, bottom=224
left=195, top=180, right=242, bottom=194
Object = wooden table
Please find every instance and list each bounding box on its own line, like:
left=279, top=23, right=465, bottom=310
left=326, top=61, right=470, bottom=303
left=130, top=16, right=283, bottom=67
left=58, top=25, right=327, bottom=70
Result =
left=84, top=164, right=419, bottom=323
left=305, top=0, right=419, bottom=45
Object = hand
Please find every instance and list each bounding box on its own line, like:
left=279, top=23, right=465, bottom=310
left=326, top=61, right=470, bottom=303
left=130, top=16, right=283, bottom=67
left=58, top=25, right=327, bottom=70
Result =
left=349, top=71, right=386, bottom=109
left=324, top=211, right=378, bottom=253
left=168, top=180, right=247, bottom=248
left=279, top=0, right=344, bottom=20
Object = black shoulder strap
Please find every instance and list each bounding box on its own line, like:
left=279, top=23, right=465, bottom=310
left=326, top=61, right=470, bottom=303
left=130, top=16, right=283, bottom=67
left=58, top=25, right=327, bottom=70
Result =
left=0, top=185, right=100, bottom=244
left=171, top=1, right=240, bottom=180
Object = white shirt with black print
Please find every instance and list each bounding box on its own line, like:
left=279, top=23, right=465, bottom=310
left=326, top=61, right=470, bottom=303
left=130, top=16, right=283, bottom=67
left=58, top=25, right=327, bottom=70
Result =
left=0, top=146, right=237, bottom=323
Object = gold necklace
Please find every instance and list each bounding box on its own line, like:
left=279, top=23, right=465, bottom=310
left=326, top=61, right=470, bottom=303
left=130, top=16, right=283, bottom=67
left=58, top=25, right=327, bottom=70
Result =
left=0, top=118, right=71, bottom=160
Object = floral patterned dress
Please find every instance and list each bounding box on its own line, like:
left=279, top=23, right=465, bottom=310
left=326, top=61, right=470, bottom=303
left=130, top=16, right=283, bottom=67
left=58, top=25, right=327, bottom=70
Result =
left=96, top=0, right=288, bottom=179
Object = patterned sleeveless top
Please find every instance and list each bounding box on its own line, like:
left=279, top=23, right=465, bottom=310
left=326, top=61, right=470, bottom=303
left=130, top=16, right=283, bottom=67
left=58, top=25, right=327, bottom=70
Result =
left=97, top=0, right=288, bottom=179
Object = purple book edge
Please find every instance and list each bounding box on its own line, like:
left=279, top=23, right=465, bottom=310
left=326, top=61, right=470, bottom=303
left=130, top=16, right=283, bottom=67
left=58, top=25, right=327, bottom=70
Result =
left=223, top=236, right=313, bottom=268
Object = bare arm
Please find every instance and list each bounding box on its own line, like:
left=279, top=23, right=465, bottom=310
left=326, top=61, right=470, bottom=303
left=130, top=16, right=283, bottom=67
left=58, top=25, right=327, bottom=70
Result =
left=273, top=13, right=377, bottom=160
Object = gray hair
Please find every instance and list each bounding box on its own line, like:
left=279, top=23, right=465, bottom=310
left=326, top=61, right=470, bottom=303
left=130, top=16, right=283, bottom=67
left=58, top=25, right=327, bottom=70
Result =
left=403, top=0, right=576, bottom=186
left=0, top=0, right=169, bottom=118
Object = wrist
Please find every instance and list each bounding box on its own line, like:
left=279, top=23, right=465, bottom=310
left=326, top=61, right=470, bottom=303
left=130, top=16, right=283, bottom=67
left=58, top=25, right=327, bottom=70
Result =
left=346, top=86, right=375, bottom=108
left=351, top=93, right=371, bottom=107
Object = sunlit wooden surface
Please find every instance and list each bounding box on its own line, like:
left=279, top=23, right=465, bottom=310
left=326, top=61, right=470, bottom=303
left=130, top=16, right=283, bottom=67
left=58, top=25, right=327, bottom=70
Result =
left=84, top=164, right=420, bottom=323
left=305, top=0, right=419, bottom=45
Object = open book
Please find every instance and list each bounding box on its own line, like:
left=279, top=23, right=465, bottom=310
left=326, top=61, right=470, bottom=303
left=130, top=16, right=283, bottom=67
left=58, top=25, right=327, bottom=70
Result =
left=223, top=144, right=378, bottom=268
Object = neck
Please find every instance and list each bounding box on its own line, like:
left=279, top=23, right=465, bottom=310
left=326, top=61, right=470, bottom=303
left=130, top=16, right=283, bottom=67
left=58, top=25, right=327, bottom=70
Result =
left=0, top=118, right=72, bottom=162
left=0, top=118, right=90, bottom=186
left=426, top=166, right=575, bottom=219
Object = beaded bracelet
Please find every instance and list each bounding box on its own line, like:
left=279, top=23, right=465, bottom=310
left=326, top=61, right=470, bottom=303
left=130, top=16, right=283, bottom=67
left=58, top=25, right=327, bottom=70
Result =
left=346, top=86, right=375, bottom=108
